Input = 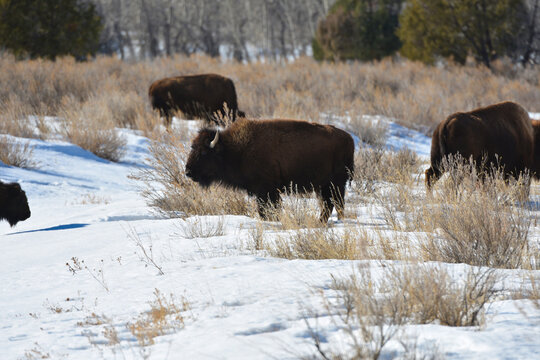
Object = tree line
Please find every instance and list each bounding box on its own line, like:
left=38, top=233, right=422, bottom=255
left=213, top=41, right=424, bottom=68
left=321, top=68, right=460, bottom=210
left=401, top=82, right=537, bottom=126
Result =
left=0, top=0, right=538, bottom=68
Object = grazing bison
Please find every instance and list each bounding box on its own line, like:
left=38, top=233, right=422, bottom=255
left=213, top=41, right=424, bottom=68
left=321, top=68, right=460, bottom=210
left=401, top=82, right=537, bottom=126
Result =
left=0, top=181, right=31, bottom=227
left=149, top=73, right=245, bottom=126
left=425, top=101, right=537, bottom=191
left=185, top=119, right=354, bottom=223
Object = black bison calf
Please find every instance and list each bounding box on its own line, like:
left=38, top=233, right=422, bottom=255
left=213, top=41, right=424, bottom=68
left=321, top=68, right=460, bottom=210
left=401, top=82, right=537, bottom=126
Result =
left=0, top=181, right=31, bottom=227
left=425, top=101, right=538, bottom=191
left=185, top=119, right=355, bottom=223
left=149, top=73, right=245, bottom=126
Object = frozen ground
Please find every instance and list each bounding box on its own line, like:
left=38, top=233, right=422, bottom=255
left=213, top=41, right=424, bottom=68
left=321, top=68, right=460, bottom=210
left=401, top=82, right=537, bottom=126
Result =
left=1, top=118, right=539, bottom=359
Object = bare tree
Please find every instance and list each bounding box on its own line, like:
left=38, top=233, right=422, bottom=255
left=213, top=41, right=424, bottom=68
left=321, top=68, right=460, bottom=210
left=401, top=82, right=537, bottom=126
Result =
left=91, top=0, right=335, bottom=60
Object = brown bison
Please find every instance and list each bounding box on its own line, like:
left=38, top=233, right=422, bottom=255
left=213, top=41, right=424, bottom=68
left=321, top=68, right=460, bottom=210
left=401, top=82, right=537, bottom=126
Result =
left=185, top=119, right=355, bottom=223
left=149, top=73, right=245, bottom=126
left=425, top=101, right=537, bottom=191
left=0, top=181, right=31, bottom=226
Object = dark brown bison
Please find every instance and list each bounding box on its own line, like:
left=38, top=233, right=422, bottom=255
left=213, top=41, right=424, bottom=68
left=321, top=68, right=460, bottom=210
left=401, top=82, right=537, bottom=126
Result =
left=425, top=101, right=537, bottom=191
left=0, top=181, right=31, bottom=227
left=149, top=73, right=245, bottom=126
left=185, top=119, right=355, bottom=223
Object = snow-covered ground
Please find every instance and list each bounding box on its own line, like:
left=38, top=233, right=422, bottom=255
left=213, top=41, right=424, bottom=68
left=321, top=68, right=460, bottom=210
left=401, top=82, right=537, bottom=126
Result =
left=1, top=118, right=539, bottom=359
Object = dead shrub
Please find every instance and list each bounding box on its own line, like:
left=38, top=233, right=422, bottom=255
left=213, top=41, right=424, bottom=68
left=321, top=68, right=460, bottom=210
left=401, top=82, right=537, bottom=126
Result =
left=353, top=146, right=420, bottom=198
left=347, top=115, right=388, bottom=148
left=423, top=158, right=532, bottom=269
left=0, top=136, right=36, bottom=168
left=59, top=96, right=126, bottom=162
left=390, top=264, right=500, bottom=327
left=307, top=263, right=499, bottom=359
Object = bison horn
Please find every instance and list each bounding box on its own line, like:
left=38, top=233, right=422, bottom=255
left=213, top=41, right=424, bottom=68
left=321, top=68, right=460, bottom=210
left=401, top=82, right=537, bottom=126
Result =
left=210, top=131, right=219, bottom=148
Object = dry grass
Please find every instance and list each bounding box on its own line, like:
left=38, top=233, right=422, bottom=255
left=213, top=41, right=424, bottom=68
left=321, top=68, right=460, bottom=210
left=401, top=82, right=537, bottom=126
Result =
left=0, top=136, right=36, bottom=168
left=307, top=263, right=500, bottom=359
left=177, top=216, right=226, bottom=239
left=127, top=289, right=190, bottom=347
left=133, top=132, right=255, bottom=218
left=77, top=289, right=191, bottom=350
left=265, top=227, right=371, bottom=260
left=0, top=54, right=538, bottom=138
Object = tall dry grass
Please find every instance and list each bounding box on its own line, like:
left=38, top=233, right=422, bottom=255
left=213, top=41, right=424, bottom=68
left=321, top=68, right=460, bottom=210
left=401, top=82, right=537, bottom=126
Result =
left=0, top=54, right=538, bottom=138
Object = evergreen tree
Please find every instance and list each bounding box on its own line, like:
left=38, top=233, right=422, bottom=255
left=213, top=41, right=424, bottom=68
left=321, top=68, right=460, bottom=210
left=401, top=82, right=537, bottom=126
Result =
left=397, top=0, right=527, bottom=68
left=313, top=0, right=403, bottom=61
left=0, top=0, right=102, bottom=60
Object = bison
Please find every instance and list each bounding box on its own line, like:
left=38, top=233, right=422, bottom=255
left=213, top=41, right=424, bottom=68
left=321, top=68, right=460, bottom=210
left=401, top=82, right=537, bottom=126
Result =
left=0, top=181, right=31, bottom=227
left=185, top=118, right=355, bottom=223
left=149, top=73, right=245, bottom=126
left=425, top=101, right=537, bottom=191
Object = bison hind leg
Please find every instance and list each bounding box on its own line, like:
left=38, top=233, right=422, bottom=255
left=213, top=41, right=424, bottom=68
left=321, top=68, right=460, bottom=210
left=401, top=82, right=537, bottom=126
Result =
left=425, top=166, right=442, bottom=193
left=318, top=182, right=346, bottom=223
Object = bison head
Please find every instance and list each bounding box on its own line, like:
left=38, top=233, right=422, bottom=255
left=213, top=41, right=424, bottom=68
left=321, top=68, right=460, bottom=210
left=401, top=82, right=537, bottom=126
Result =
left=185, top=129, right=224, bottom=188
left=0, top=182, right=31, bottom=227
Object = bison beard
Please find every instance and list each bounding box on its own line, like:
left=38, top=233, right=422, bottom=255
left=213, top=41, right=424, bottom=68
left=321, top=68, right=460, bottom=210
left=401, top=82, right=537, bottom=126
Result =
left=425, top=101, right=537, bottom=192
left=0, top=181, right=31, bottom=227
left=149, top=73, right=245, bottom=126
left=185, top=119, right=355, bottom=223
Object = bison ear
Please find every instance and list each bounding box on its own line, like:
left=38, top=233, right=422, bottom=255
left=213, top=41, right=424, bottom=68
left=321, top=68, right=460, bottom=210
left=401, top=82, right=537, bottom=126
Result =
left=209, top=131, right=219, bottom=148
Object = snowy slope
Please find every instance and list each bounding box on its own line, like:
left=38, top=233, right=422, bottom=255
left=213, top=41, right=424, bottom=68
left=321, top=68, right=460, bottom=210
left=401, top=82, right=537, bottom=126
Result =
left=1, top=119, right=539, bottom=359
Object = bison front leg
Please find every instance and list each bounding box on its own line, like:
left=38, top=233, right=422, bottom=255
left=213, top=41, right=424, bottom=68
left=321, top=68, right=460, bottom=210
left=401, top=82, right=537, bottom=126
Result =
left=256, top=190, right=281, bottom=220
left=319, top=185, right=337, bottom=223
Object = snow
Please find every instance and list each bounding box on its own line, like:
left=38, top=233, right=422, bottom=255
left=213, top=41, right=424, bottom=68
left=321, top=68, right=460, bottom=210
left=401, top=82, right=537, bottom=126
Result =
left=1, top=117, right=539, bottom=359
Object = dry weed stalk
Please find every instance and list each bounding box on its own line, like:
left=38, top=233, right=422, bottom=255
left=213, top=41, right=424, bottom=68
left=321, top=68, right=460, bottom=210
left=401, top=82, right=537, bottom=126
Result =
left=126, top=228, right=165, bottom=275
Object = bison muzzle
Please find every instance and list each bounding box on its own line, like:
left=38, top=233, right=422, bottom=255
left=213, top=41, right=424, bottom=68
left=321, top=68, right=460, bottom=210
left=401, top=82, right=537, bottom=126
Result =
left=185, top=119, right=355, bottom=223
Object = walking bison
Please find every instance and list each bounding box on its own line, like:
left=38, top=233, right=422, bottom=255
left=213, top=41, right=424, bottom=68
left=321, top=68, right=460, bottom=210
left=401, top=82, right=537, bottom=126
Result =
left=425, top=101, right=538, bottom=191
left=149, top=73, right=245, bottom=126
left=185, top=119, right=354, bottom=223
left=0, top=181, right=31, bottom=227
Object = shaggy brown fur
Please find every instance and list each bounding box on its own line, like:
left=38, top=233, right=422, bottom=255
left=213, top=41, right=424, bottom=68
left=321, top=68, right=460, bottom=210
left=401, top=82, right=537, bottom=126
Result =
left=148, top=73, right=245, bottom=126
left=425, top=101, right=535, bottom=191
left=0, top=181, right=31, bottom=227
left=185, top=118, right=355, bottom=223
